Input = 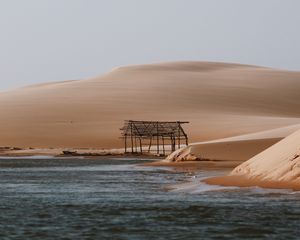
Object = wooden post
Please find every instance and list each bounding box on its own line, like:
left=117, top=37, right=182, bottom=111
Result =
left=148, top=136, right=152, bottom=153
left=171, top=134, right=175, bottom=152
left=124, top=134, right=127, bottom=153
left=139, top=137, right=143, bottom=153
left=178, top=123, right=181, bottom=149
left=130, top=123, right=134, bottom=153
left=162, top=136, right=165, bottom=156
left=156, top=122, right=159, bottom=155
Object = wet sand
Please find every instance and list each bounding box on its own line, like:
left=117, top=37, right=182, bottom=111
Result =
left=204, top=175, right=300, bottom=191
left=146, top=160, right=300, bottom=191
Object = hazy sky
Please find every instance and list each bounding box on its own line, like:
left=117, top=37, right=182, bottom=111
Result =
left=0, top=0, right=300, bottom=91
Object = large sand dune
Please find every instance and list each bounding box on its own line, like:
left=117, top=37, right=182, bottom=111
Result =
left=0, top=61, right=299, bottom=150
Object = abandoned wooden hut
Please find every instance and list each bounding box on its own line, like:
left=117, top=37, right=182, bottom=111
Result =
left=120, top=120, right=189, bottom=155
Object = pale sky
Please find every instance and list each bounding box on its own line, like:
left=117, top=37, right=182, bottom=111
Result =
left=0, top=0, right=300, bottom=91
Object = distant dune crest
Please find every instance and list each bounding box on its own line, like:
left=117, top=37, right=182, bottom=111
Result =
left=0, top=61, right=299, bottom=153
left=112, top=61, right=268, bottom=73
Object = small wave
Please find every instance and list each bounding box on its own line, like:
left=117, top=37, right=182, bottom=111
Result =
left=170, top=182, right=239, bottom=193
left=245, top=186, right=299, bottom=195
left=169, top=174, right=239, bottom=193
left=170, top=175, right=300, bottom=195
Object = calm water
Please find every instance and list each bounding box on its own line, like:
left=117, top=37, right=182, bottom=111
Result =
left=0, top=157, right=299, bottom=240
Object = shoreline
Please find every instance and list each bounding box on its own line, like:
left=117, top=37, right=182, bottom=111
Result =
left=0, top=147, right=166, bottom=162
left=204, top=175, right=300, bottom=191
left=2, top=146, right=300, bottom=191
left=144, top=160, right=242, bottom=172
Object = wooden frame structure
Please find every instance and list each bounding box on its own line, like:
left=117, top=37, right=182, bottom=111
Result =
left=120, top=120, right=189, bottom=155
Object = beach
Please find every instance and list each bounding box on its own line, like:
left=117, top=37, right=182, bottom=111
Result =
left=203, top=128, right=300, bottom=190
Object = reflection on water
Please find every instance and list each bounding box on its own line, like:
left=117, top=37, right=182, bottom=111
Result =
left=0, top=157, right=299, bottom=240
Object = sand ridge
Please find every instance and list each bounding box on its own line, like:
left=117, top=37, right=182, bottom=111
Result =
left=204, top=128, right=300, bottom=189
left=167, top=123, right=300, bottom=162
left=0, top=61, right=299, bottom=150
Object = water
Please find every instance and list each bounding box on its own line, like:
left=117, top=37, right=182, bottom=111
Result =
left=0, top=157, right=299, bottom=240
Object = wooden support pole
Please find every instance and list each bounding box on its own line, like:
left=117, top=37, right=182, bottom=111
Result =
left=139, top=137, right=143, bottom=153
left=148, top=136, right=152, bottom=153
left=162, top=136, right=165, bottom=156
left=130, top=123, right=134, bottom=153
left=156, top=122, right=159, bottom=155
left=124, top=134, right=127, bottom=153
left=171, top=135, right=175, bottom=152
left=178, top=124, right=181, bottom=149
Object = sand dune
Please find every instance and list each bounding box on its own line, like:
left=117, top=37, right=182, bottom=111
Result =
left=0, top=61, right=299, bottom=149
left=166, top=124, right=300, bottom=162
left=232, top=129, right=300, bottom=182
left=205, top=129, right=300, bottom=190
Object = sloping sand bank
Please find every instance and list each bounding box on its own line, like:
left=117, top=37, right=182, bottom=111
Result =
left=0, top=61, right=300, bottom=149
left=205, top=129, right=300, bottom=190
left=166, top=124, right=300, bottom=162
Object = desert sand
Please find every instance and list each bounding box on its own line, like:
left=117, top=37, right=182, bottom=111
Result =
left=166, top=123, right=300, bottom=162
left=205, top=129, right=300, bottom=190
left=231, top=129, right=300, bottom=182
left=0, top=61, right=300, bottom=155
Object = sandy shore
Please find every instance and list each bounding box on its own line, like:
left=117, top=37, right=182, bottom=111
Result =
left=167, top=124, right=300, bottom=162
left=148, top=159, right=300, bottom=191
left=0, top=147, right=123, bottom=157
left=202, top=129, right=300, bottom=191
left=0, top=147, right=167, bottom=163
left=204, top=175, right=300, bottom=191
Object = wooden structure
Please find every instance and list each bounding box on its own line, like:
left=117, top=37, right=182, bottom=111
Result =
left=120, top=120, right=189, bottom=155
